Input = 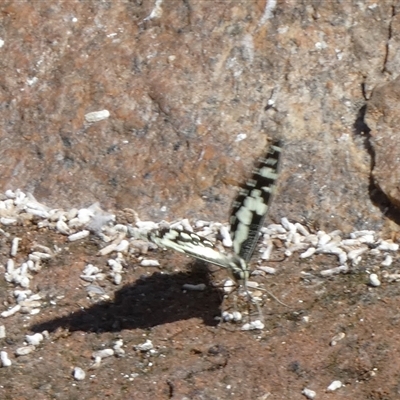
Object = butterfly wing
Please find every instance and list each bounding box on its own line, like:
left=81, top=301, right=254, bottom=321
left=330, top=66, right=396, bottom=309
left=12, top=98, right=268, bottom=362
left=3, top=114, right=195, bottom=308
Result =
left=229, top=140, right=282, bottom=262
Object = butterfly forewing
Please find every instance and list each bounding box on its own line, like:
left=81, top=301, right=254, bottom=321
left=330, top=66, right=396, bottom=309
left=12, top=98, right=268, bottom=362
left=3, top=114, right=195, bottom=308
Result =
left=229, top=140, right=282, bottom=262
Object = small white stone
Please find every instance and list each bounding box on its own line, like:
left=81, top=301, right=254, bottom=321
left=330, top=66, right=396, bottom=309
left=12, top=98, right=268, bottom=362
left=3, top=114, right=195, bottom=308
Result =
left=140, top=259, right=160, bottom=267
left=317, top=233, right=331, bottom=246
left=1, top=304, right=21, bottom=318
left=347, top=247, right=368, bottom=260
left=98, top=242, right=118, bottom=256
left=220, top=225, right=232, bottom=247
left=0, top=325, right=5, bottom=338
left=257, top=266, right=276, bottom=275
left=0, top=217, right=17, bottom=226
left=300, top=247, right=316, bottom=258
left=294, top=223, right=310, bottom=236
left=68, top=230, right=90, bottom=241
left=241, top=320, right=265, bottom=330
left=15, top=345, right=35, bottom=356
left=135, top=339, right=153, bottom=352
left=56, top=219, right=71, bottom=235
left=92, top=349, right=114, bottom=359
left=85, top=110, right=110, bottom=123
left=327, top=380, right=342, bottom=391
left=73, top=366, right=86, bottom=381
left=330, top=332, right=345, bottom=346
left=350, top=230, right=375, bottom=238
left=25, top=333, right=44, bottom=346
left=377, top=240, right=399, bottom=252
left=261, top=241, right=273, bottom=260
left=369, top=273, right=381, bottom=287
left=0, top=351, right=12, bottom=367
left=281, top=217, right=296, bottom=232
left=381, top=255, right=393, bottom=267
left=10, top=237, right=20, bottom=257
left=232, top=311, right=242, bottom=322
left=223, top=279, right=236, bottom=294
left=302, top=388, right=316, bottom=399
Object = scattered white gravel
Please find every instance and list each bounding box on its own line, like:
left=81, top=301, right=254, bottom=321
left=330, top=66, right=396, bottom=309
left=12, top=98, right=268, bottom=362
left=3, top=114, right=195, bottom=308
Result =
left=0, top=187, right=399, bottom=336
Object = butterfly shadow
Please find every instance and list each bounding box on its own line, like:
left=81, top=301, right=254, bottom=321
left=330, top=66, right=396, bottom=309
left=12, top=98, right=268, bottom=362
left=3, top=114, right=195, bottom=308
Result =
left=30, top=262, right=223, bottom=334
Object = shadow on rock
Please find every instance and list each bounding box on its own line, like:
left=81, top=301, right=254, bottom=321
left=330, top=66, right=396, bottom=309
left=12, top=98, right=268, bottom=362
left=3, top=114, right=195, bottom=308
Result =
left=31, top=263, right=223, bottom=333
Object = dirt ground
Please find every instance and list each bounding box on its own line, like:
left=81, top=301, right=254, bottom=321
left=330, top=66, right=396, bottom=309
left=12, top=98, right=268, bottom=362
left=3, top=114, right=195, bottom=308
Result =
left=0, top=222, right=399, bottom=400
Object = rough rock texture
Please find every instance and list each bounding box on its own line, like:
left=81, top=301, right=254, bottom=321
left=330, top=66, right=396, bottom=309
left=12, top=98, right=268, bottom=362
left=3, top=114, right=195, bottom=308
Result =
left=0, top=1, right=398, bottom=233
left=2, top=2, right=400, bottom=399
left=365, top=75, right=400, bottom=216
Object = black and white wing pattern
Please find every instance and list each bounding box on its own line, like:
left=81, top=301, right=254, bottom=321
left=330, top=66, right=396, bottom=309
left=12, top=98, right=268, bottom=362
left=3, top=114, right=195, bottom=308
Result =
left=148, top=227, right=249, bottom=283
left=147, top=140, right=282, bottom=284
left=230, top=140, right=282, bottom=262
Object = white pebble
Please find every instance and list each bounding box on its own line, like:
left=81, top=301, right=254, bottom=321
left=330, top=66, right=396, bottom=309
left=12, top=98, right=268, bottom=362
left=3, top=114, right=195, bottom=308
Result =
left=327, top=380, right=342, bottom=391
left=302, top=388, right=316, bottom=399
left=15, top=345, right=35, bottom=356
left=0, top=351, right=12, bottom=367
left=358, top=234, right=375, bottom=244
left=98, top=243, right=118, bottom=256
left=5, top=189, right=16, bottom=199
left=318, top=233, right=331, bottom=246
left=6, top=259, right=14, bottom=273
left=182, top=283, right=206, bottom=291
left=180, top=218, right=193, bottom=232
left=223, top=279, right=236, bottom=294
left=73, top=366, right=86, bottom=381
left=1, top=304, right=21, bottom=318
left=232, top=311, right=242, bottom=322
left=85, top=109, right=110, bottom=123
left=0, top=217, right=17, bottom=225
left=377, top=240, right=399, bottom=251
left=330, top=332, right=345, bottom=346
left=381, top=255, right=393, bottom=267
left=25, top=333, right=44, bottom=346
left=265, top=223, right=287, bottom=234
left=347, top=247, right=368, bottom=260
left=257, top=266, right=276, bottom=275
left=115, top=239, right=129, bottom=252
left=68, top=230, right=90, bottom=241
left=112, top=273, right=122, bottom=285
left=10, top=237, right=20, bottom=257
left=300, top=247, right=316, bottom=258
left=261, top=241, right=273, bottom=260
left=135, top=339, right=153, bottom=352
left=92, top=349, right=114, bottom=359
left=220, top=225, right=232, bottom=247
left=222, top=311, right=233, bottom=322
left=320, top=265, right=349, bottom=277
left=0, top=325, right=5, bottom=339
left=294, top=222, right=310, bottom=236
left=350, top=230, right=375, bottom=238
left=56, top=219, right=71, bottom=235
left=369, top=273, right=381, bottom=287
left=281, top=217, right=296, bottom=233
left=108, top=259, right=123, bottom=272
left=30, top=251, right=52, bottom=260
left=241, top=320, right=265, bottom=331
left=140, top=259, right=160, bottom=267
